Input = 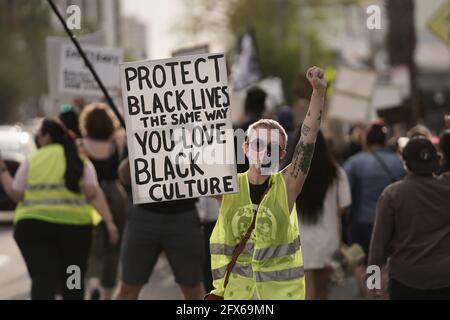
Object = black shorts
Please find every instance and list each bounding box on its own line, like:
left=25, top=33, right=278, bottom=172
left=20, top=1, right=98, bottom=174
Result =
left=120, top=206, right=204, bottom=286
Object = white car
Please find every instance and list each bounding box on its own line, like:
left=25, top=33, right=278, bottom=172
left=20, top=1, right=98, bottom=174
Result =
left=0, top=125, right=36, bottom=223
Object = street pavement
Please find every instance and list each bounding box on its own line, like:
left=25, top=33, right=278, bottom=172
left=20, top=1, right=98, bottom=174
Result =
left=0, top=224, right=360, bottom=300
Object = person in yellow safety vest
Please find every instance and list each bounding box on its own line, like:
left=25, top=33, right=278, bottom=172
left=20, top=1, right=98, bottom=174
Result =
left=208, top=67, right=327, bottom=300
left=0, top=118, right=119, bottom=300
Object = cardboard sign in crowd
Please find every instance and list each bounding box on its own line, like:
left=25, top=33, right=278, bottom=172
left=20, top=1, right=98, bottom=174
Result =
left=120, top=53, right=238, bottom=204
left=46, top=37, right=123, bottom=99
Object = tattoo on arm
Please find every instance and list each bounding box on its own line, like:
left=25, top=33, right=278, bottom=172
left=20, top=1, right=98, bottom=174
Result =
left=289, top=137, right=315, bottom=179
left=301, top=124, right=311, bottom=136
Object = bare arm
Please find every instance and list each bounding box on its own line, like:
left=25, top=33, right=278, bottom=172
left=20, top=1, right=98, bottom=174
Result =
left=0, top=159, right=24, bottom=203
left=85, top=185, right=119, bottom=245
left=284, top=67, right=326, bottom=209
left=118, top=157, right=131, bottom=187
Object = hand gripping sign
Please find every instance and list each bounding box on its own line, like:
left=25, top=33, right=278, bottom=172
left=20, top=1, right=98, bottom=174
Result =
left=120, top=53, right=238, bottom=204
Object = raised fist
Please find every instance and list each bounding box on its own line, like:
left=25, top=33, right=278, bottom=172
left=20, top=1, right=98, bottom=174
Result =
left=306, top=66, right=327, bottom=92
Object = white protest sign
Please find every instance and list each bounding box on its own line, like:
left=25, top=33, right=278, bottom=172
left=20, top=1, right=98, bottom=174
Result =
left=58, top=42, right=123, bottom=97
left=372, top=84, right=403, bottom=110
left=328, top=66, right=377, bottom=122
left=47, top=33, right=107, bottom=99
left=328, top=93, right=371, bottom=122
left=333, top=66, right=377, bottom=98
left=120, top=53, right=238, bottom=204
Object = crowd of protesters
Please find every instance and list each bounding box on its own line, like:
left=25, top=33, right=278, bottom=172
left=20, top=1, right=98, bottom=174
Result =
left=0, top=66, right=449, bottom=300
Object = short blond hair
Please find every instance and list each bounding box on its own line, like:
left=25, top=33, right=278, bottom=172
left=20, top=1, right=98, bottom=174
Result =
left=247, top=119, right=288, bottom=150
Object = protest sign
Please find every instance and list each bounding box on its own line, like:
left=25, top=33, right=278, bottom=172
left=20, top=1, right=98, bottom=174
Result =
left=57, top=42, right=123, bottom=97
left=328, top=66, right=377, bottom=122
left=120, top=53, right=238, bottom=204
left=333, top=66, right=377, bottom=98
left=372, top=84, right=403, bottom=110
left=172, top=44, right=209, bottom=57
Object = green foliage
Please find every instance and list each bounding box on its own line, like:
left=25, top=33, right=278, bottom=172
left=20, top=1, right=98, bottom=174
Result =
left=0, top=0, right=51, bottom=123
left=0, top=1, right=101, bottom=124
left=177, top=0, right=331, bottom=104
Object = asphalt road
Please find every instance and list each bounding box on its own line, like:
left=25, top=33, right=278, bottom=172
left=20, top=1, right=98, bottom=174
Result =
left=0, top=225, right=360, bottom=300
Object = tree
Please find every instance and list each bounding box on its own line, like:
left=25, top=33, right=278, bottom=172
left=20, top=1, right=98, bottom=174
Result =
left=177, top=0, right=331, bottom=104
left=0, top=1, right=102, bottom=124
left=0, top=0, right=52, bottom=123
left=386, top=0, right=418, bottom=125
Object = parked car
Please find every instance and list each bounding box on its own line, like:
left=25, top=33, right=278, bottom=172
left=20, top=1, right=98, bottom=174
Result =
left=0, top=125, right=36, bottom=223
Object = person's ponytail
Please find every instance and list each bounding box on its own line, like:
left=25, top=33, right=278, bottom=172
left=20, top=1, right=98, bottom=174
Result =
left=40, top=118, right=84, bottom=193
left=61, top=134, right=83, bottom=193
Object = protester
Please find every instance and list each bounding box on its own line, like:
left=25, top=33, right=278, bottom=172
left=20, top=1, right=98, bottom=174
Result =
left=438, top=130, right=450, bottom=173
left=296, top=131, right=351, bottom=300
left=0, top=118, right=119, bottom=300
left=59, top=104, right=82, bottom=139
left=239, top=86, right=267, bottom=131
left=347, top=124, right=365, bottom=160
left=343, top=121, right=405, bottom=296
left=196, top=197, right=220, bottom=293
left=407, top=124, right=432, bottom=139
left=326, top=120, right=364, bottom=165
left=207, top=66, right=326, bottom=300
left=116, top=157, right=204, bottom=300
left=78, top=103, right=128, bottom=300
left=369, top=138, right=450, bottom=300
left=235, top=87, right=267, bottom=173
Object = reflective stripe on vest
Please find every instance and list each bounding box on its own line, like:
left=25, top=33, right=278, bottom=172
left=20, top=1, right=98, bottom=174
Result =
left=255, top=266, right=304, bottom=282
left=212, top=264, right=304, bottom=282
left=22, top=199, right=88, bottom=206
left=26, top=183, right=66, bottom=191
left=210, top=243, right=254, bottom=256
left=210, top=235, right=300, bottom=260
left=212, top=263, right=253, bottom=280
left=254, top=236, right=301, bottom=260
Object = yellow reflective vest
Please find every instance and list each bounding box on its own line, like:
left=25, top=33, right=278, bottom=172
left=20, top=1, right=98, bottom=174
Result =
left=15, top=144, right=92, bottom=225
left=210, top=171, right=305, bottom=300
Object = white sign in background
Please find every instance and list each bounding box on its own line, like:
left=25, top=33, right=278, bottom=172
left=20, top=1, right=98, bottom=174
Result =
left=328, top=66, right=378, bottom=122
left=120, top=53, right=238, bottom=204
left=58, top=42, right=123, bottom=97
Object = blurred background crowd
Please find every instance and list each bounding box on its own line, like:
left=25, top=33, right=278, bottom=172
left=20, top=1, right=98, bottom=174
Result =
left=0, top=0, right=449, bottom=300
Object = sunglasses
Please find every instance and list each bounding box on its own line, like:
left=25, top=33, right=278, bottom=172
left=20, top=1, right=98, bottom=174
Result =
left=248, top=138, right=282, bottom=156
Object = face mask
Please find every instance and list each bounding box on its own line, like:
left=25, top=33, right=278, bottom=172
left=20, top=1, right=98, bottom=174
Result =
left=247, top=138, right=281, bottom=175
left=260, top=148, right=280, bottom=175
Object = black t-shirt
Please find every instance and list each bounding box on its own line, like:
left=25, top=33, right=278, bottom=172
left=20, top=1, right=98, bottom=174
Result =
left=139, top=198, right=197, bottom=214
left=249, top=177, right=270, bottom=212
left=88, top=142, right=120, bottom=182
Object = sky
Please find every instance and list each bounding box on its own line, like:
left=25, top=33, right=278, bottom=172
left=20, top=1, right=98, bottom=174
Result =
left=121, top=0, right=192, bottom=60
